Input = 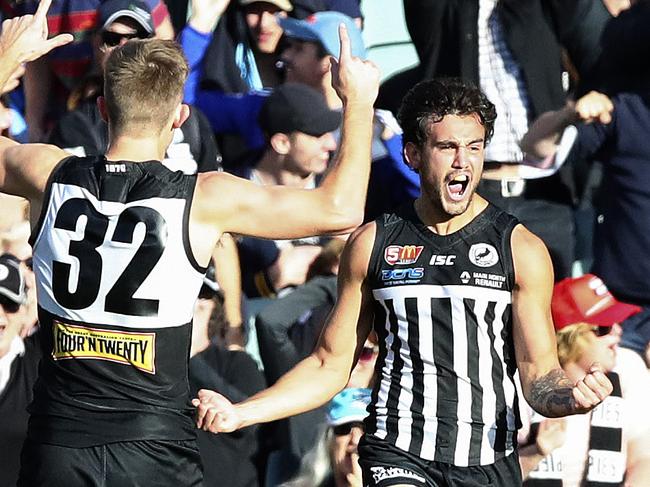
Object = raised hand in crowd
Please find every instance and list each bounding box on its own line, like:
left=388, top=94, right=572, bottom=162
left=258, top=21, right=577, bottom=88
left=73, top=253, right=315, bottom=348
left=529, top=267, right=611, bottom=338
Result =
left=188, top=0, right=232, bottom=34
left=0, top=0, right=73, bottom=92
left=573, top=90, right=614, bottom=125
left=329, top=24, right=380, bottom=107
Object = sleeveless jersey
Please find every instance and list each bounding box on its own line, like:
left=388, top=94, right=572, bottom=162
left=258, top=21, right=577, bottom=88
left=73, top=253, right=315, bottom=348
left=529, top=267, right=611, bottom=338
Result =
left=29, top=156, right=206, bottom=447
left=365, top=202, right=521, bottom=467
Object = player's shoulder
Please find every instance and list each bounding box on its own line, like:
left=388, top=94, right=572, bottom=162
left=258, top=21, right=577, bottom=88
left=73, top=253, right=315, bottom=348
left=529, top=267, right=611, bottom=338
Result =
left=511, top=223, right=554, bottom=284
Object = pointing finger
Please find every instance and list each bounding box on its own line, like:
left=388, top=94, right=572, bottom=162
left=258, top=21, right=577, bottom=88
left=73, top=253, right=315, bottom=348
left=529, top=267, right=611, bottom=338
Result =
left=34, top=0, right=52, bottom=25
left=337, top=23, right=350, bottom=64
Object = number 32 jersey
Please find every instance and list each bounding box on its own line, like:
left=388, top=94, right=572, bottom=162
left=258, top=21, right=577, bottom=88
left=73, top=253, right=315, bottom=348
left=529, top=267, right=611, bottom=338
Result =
left=29, top=156, right=206, bottom=447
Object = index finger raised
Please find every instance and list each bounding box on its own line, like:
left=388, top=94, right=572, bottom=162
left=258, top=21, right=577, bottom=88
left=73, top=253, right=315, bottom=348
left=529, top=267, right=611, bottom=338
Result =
left=35, top=0, right=53, bottom=23
left=337, top=23, right=351, bottom=64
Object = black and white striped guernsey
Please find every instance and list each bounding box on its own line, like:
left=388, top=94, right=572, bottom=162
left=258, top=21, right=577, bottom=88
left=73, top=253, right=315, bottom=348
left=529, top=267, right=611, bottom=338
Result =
left=28, top=156, right=206, bottom=447
left=365, top=201, right=522, bottom=467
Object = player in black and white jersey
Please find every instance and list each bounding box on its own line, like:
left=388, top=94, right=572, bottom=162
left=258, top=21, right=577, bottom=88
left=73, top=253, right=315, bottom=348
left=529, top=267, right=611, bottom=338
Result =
left=194, top=79, right=614, bottom=486
left=0, top=6, right=379, bottom=486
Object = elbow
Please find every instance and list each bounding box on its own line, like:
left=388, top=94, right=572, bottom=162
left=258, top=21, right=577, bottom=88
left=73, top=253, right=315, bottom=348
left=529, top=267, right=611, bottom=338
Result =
left=326, top=198, right=364, bottom=235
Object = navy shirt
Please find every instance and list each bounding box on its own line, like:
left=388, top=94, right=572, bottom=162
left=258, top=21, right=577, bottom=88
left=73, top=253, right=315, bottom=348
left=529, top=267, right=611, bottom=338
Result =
left=567, top=92, right=650, bottom=305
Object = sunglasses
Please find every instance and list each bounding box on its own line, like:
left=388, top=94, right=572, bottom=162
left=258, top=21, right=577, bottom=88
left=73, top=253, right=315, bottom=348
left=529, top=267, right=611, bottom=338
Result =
left=0, top=295, right=20, bottom=314
left=332, top=421, right=364, bottom=436
left=101, top=30, right=150, bottom=47
left=592, top=326, right=612, bottom=337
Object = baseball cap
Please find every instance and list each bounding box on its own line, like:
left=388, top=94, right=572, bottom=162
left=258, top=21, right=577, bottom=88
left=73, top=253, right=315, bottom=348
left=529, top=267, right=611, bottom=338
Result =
left=279, top=11, right=367, bottom=59
left=0, top=254, right=26, bottom=306
left=326, top=388, right=371, bottom=427
left=258, top=83, right=341, bottom=137
left=551, top=274, right=641, bottom=331
left=98, top=0, right=155, bottom=34
left=239, top=0, right=293, bottom=12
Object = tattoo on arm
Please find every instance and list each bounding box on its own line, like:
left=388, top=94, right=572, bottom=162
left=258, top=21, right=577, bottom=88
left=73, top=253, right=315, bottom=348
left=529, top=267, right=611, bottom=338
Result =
left=528, top=369, right=575, bottom=417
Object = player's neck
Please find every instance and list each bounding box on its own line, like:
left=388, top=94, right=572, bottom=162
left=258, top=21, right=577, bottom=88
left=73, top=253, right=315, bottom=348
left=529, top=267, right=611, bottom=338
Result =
left=105, top=134, right=167, bottom=163
left=414, top=193, right=488, bottom=235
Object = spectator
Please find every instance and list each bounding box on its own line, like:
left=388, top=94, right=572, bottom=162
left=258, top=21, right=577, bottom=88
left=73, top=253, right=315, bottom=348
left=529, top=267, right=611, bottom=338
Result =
left=180, top=0, right=292, bottom=164
left=189, top=265, right=268, bottom=487
left=234, top=83, right=340, bottom=298
left=47, top=0, right=221, bottom=174
left=520, top=89, right=650, bottom=345
left=282, top=388, right=371, bottom=487
left=15, top=0, right=174, bottom=141
left=375, top=0, right=612, bottom=279
left=518, top=274, right=650, bottom=486
left=0, top=253, right=41, bottom=487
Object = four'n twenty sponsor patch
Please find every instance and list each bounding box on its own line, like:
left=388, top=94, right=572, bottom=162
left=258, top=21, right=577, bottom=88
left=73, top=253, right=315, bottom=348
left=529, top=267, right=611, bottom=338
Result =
left=52, top=321, right=156, bottom=374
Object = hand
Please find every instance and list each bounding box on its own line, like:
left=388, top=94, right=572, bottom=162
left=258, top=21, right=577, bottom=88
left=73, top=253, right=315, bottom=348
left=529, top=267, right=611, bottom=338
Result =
left=189, top=0, right=231, bottom=33
left=0, top=0, right=73, bottom=65
left=574, top=91, right=614, bottom=125
left=330, top=24, right=380, bottom=107
left=572, top=363, right=613, bottom=413
left=192, top=389, right=244, bottom=433
left=0, top=64, right=25, bottom=94
left=535, top=418, right=566, bottom=456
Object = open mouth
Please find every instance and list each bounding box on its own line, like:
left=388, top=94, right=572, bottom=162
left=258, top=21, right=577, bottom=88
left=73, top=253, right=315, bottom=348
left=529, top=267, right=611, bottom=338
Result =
left=446, top=174, right=470, bottom=201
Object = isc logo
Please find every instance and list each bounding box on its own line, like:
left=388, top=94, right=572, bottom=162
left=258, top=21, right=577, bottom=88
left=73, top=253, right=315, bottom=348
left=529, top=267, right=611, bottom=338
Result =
left=384, top=245, right=424, bottom=265
left=429, top=255, right=456, bottom=266
left=381, top=268, right=424, bottom=281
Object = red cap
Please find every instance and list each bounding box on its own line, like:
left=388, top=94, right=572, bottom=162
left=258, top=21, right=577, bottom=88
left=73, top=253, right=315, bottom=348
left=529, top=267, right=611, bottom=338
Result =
left=551, top=274, right=641, bottom=331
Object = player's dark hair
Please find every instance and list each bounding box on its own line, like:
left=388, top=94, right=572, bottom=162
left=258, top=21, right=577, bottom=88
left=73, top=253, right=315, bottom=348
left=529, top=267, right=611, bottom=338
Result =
left=397, top=77, right=497, bottom=149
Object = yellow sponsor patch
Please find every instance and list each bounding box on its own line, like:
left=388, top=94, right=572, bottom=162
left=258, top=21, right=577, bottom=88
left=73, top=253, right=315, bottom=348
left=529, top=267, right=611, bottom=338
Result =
left=52, top=321, right=156, bottom=374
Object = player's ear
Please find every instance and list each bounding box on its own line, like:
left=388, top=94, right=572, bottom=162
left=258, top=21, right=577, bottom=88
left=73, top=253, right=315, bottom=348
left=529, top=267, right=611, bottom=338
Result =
left=404, top=141, right=421, bottom=172
left=173, top=104, right=190, bottom=128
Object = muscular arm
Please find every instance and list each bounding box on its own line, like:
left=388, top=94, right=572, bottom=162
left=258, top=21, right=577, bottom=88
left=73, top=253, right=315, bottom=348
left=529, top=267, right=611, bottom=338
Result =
left=194, top=222, right=377, bottom=432
left=190, top=25, right=379, bottom=242
left=511, top=225, right=611, bottom=417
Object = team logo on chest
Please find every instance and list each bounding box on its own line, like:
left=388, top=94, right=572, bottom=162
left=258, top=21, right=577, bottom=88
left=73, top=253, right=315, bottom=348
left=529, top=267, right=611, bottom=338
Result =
left=469, top=243, right=499, bottom=268
left=384, top=245, right=424, bottom=265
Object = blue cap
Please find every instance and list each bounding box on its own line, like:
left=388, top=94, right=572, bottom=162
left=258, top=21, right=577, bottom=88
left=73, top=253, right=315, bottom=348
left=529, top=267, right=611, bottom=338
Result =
left=279, top=11, right=366, bottom=60
left=326, top=388, right=371, bottom=426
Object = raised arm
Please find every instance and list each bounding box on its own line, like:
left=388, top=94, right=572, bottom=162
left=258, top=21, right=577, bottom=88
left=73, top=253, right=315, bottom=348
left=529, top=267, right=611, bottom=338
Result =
left=520, top=91, right=614, bottom=160
left=511, top=225, right=612, bottom=417
left=193, top=222, right=377, bottom=433
left=0, top=0, right=71, bottom=202
left=192, top=24, right=380, bottom=240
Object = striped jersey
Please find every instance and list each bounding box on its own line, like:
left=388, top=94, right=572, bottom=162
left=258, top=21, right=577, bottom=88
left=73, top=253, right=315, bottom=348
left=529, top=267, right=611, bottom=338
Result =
left=365, top=202, right=521, bottom=466
left=29, top=156, right=206, bottom=447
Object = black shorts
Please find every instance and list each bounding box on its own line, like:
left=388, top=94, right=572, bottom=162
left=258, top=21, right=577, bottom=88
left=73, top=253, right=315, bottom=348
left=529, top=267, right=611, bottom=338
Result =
left=18, top=438, right=203, bottom=487
left=358, top=434, right=522, bottom=487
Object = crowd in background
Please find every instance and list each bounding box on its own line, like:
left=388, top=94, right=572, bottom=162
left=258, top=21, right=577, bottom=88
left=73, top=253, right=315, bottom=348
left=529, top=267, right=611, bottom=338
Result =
left=0, top=0, right=649, bottom=486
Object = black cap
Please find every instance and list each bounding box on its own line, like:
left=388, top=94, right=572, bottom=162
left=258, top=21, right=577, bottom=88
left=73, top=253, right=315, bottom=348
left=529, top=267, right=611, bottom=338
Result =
left=97, top=0, right=155, bottom=34
left=0, top=254, right=25, bottom=305
left=258, top=83, right=341, bottom=137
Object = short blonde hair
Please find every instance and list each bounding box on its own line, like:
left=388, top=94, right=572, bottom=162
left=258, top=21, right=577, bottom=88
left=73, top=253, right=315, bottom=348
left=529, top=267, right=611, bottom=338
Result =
left=104, top=39, right=189, bottom=135
left=556, top=322, right=595, bottom=367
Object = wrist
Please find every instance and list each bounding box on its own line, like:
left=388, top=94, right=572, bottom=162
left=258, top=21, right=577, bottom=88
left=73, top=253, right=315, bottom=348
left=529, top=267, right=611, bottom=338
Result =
left=188, top=16, right=221, bottom=34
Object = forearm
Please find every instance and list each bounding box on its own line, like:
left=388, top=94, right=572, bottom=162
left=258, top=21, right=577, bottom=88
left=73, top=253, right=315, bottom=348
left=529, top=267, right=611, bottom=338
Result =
left=520, top=106, right=576, bottom=159
left=318, top=103, right=374, bottom=228
left=526, top=368, right=577, bottom=418
left=235, top=353, right=349, bottom=427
